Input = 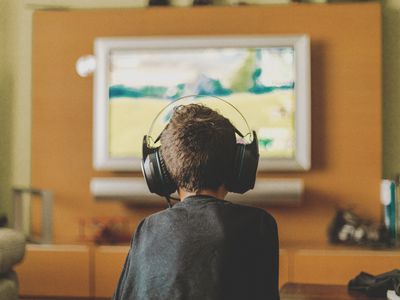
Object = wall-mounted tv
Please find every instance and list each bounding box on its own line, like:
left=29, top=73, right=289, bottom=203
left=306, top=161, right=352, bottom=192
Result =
left=93, top=35, right=311, bottom=172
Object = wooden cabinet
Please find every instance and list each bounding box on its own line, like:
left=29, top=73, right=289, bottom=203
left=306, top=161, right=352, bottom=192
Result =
left=292, top=248, right=400, bottom=285
left=16, top=244, right=400, bottom=298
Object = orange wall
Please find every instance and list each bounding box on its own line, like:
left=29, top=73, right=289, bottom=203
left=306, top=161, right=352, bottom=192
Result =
left=32, top=3, right=382, bottom=244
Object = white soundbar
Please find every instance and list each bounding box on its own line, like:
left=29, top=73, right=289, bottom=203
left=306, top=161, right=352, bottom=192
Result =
left=90, top=177, right=303, bottom=206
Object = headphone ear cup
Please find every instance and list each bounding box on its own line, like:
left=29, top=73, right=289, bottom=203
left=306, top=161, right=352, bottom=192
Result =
left=141, top=148, right=176, bottom=197
left=227, top=144, right=246, bottom=193
left=142, top=152, right=158, bottom=194
left=227, top=131, right=259, bottom=194
left=157, top=150, right=177, bottom=195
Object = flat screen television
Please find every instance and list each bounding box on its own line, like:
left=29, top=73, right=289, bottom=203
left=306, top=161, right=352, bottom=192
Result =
left=92, top=35, right=311, bottom=172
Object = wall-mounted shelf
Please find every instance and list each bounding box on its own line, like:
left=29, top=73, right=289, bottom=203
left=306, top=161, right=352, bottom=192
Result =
left=90, top=177, right=303, bottom=206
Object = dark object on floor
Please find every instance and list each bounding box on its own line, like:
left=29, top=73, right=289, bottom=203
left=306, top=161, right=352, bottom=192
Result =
left=348, top=269, right=400, bottom=297
left=149, top=0, right=168, bottom=5
left=0, top=215, right=8, bottom=227
left=327, top=209, right=392, bottom=248
left=193, top=0, right=212, bottom=5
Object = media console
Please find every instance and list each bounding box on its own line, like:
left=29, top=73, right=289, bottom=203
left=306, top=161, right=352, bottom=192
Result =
left=16, top=243, right=400, bottom=298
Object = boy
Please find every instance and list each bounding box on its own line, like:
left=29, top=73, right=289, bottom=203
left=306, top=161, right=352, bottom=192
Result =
left=114, top=104, right=280, bottom=300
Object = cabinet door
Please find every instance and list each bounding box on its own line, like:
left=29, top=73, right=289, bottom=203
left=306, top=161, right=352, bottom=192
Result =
left=16, top=245, right=91, bottom=297
left=94, top=246, right=130, bottom=298
left=292, top=249, right=400, bottom=284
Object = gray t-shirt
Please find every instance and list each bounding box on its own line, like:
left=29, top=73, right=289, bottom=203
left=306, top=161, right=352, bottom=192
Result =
left=113, top=195, right=280, bottom=300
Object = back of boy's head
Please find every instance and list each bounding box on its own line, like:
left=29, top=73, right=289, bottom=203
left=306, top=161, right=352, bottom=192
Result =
left=160, top=104, right=236, bottom=192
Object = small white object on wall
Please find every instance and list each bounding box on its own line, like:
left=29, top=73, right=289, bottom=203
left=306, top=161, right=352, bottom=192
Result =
left=76, top=55, right=96, bottom=78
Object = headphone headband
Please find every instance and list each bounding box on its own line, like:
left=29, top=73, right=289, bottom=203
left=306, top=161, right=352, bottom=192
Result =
left=145, top=95, right=254, bottom=150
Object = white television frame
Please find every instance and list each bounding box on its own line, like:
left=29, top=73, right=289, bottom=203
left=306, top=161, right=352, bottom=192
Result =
left=93, top=35, right=311, bottom=172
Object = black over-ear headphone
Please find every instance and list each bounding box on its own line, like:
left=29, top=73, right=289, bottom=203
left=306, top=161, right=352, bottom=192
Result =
left=141, top=100, right=260, bottom=198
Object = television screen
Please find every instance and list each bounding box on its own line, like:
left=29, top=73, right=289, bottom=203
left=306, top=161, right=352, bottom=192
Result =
left=93, top=36, right=310, bottom=171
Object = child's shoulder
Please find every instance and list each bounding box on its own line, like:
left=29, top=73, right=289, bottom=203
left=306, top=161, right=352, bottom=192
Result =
left=141, top=208, right=172, bottom=225
left=227, top=201, right=275, bottom=219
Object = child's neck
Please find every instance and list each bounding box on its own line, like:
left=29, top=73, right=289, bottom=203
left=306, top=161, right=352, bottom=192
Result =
left=178, top=186, right=228, bottom=201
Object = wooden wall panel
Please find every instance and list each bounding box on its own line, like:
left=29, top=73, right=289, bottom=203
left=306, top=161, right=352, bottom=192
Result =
left=32, top=3, right=382, bottom=244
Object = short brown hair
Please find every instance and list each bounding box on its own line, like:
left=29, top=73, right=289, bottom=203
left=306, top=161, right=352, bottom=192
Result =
left=160, top=104, right=236, bottom=192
